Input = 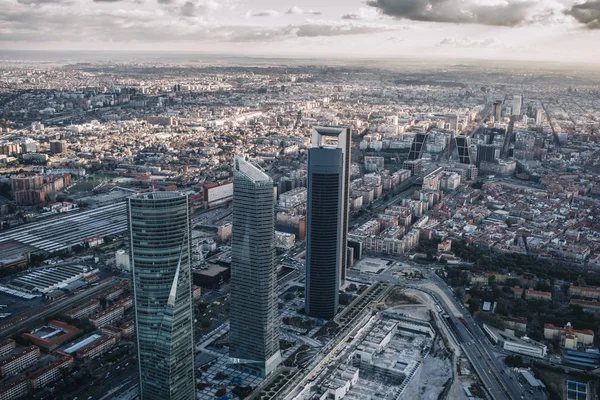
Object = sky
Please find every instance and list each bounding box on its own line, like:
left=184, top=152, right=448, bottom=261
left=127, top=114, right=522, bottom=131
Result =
left=1, top=0, right=600, bottom=64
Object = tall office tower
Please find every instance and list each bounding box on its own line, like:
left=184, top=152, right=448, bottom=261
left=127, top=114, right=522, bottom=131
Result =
left=512, top=95, right=522, bottom=116
left=477, top=144, right=500, bottom=166
left=50, top=140, right=68, bottom=154
left=455, top=135, right=473, bottom=165
left=128, top=193, right=195, bottom=400
left=492, top=100, right=503, bottom=122
left=407, top=132, right=430, bottom=160
left=305, top=126, right=350, bottom=319
left=229, top=157, right=281, bottom=377
left=446, top=114, right=458, bottom=131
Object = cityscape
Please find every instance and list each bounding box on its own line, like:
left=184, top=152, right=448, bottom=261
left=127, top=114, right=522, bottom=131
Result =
left=1, top=2, right=600, bottom=399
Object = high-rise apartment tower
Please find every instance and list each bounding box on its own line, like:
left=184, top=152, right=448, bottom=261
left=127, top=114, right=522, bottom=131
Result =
left=229, top=157, right=281, bottom=377
left=128, top=192, right=195, bottom=400
left=305, top=126, right=350, bottom=319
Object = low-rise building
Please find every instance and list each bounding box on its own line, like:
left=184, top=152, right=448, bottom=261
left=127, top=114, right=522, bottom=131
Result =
left=503, top=336, right=547, bottom=358
left=29, top=353, right=73, bottom=390
left=0, top=339, right=16, bottom=357
left=0, top=377, right=29, bottom=400
left=275, top=231, right=295, bottom=250
left=544, top=323, right=594, bottom=349
left=64, top=299, right=101, bottom=320
left=570, top=299, right=600, bottom=312
left=120, top=320, right=135, bottom=338
left=89, top=304, right=124, bottom=329
left=0, top=346, right=40, bottom=377
left=569, top=285, right=600, bottom=300
left=22, top=320, right=82, bottom=352
left=101, top=325, right=123, bottom=340
left=525, top=289, right=552, bottom=302
left=75, top=335, right=116, bottom=361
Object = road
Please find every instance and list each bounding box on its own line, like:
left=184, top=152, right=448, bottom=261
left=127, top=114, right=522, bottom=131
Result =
left=347, top=263, right=531, bottom=400
left=420, top=270, right=530, bottom=400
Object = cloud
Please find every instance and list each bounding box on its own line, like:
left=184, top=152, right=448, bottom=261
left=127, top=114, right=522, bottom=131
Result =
left=16, top=0, right=70, bottom=4
left=366, top=0, right=541, bottom=26
left=248, top=10, right=280, bottom=17
left=439, top=37, right=506, bottom=48
left=286, top=6, right=321, bottom=15
left=222, top=20, right=397, bottom=42
left=341, top=8, right=379, bottom=20
left=176, top=0, right=223, bottom=17
left=565, top=0, right=600, bottom=29
left=0, top=6, right=396, bottom=44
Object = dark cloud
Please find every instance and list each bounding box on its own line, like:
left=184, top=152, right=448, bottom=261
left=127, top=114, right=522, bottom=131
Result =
left=366, top=0, right=537, bottom=27
left=181, top=1, right=196, bottom=16
left=341, top=13, right=360, bottom=20
left=565, top=0, right=600, bottom=29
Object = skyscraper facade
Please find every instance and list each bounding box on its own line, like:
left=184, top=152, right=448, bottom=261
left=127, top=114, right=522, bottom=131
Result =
left=128, top=192, right=195, bottom=400
left=229, top=157, right=281, bottom=377
left=492, top=100, right=503, bottom=122
left=512, top=95, right=522, bottom=116
left=455, top=135, right=473, bottom=165
left=305, top=126, right=350, bottom=319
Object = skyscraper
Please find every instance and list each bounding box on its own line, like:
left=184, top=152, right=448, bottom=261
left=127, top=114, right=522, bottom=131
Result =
left=492, top=100, right=503, bottom=122
left=305, top=126, right=350, bottom=319
left=128, top=192, right=195, bottom=400
left=455, top=135, right=473, bottom=165
left=229, top=157, right=281, bottom=377
left=512, top=95, right=522, bottom=116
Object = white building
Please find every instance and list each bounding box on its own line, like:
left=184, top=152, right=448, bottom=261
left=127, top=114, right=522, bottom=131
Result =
left=503, top=336, right=547, bottom=358
left=115, top=250, right=130, bottom=271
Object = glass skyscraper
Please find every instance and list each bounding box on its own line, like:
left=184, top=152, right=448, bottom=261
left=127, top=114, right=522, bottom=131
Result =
left=229, top=157, right=281, bottom=377
left=305, top=126, right=350, bottom=319
left=128, top=192, right=195, bottom=400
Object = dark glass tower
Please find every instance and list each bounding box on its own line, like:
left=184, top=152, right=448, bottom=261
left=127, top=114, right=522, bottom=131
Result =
left=305, top=126, right=350, bottom=319
left=128, top=192, right=195, bottom=400
left=455, top=135, right=473, bottom=164
left=229, top=157, right=281, bottom=377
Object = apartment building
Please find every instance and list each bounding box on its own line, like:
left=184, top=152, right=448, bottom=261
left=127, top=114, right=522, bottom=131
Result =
left=569, top=286, right=600, bottom=300
left=64, top=299, right=101, bottom=320
left=29, top=353, right=73, bottom=390
left=75, top=335, right=116, bottom=361
left=525, top=289, right=552, bottom=302
left=544, top=323, right=594, bottom=349
left=0, top=339, right=16, bottom=357
left=89, top=304, right=124, bottom=329
left=0, top=346, right=40, bottom=377
left=0, top=377, right=29, bottom=400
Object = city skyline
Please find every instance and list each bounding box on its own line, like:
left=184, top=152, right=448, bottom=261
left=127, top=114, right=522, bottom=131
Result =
left=1, top=35, right=600, bottom=399
left=1, top=0, right=600, bottom=64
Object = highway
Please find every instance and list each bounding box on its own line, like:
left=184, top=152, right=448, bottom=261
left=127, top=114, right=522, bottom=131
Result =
left=423, top=271, right=528, bottom=400
left=347, top=263, right=529, bottom=400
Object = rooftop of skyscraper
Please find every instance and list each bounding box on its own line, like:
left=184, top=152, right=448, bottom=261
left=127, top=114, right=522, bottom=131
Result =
left=234, top=157, right=271, bottom=183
